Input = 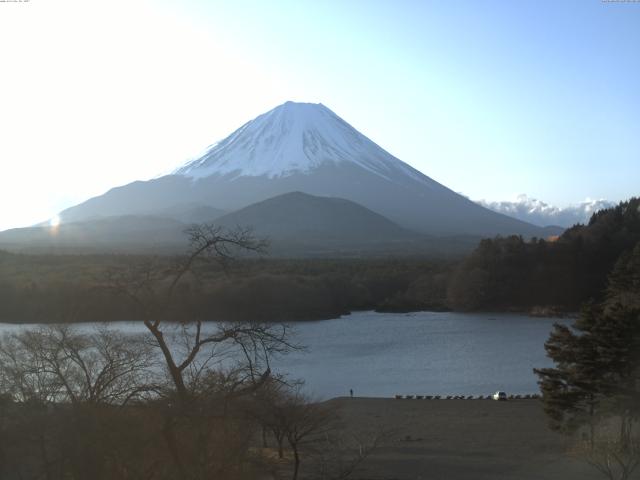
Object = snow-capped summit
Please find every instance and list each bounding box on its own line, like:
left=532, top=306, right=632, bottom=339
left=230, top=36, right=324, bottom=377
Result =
left=174, top=101, right=423, bottom=183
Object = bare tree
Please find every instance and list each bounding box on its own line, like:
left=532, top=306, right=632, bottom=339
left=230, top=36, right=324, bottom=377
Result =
left=103, top=224, right=299, bottom=479
left=103, top=224, right=291, bottom=400
left=575, top=434, right=640, bottom=480
left=309, top=427, right=388, bottom=480
left=0, top=325, right=157, bottom=480
left=248, top=383, right=387, bottom=480
left=0, top=325, right=154, bottom=406
left=248, top=384, right=335, bottom=480
left=246, top=377, right=299, bottom=459
left=283, top=393, right=335, bottom=480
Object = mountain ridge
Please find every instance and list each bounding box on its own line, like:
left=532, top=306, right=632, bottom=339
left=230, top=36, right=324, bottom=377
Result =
left=1, top=192, right=473, bottom=257
left=476, top=195, right=615, bottom=228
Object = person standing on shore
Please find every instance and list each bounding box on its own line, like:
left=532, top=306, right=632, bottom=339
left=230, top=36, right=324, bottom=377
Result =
left=350, top=389, right=354, bottom=398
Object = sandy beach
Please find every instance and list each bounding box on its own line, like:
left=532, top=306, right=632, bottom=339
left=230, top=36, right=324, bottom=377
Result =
left=323, top=397, right=601, bottom=480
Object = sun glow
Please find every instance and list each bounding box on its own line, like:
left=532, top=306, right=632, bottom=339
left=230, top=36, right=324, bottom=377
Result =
left=49, top=216, right=61, bottom=228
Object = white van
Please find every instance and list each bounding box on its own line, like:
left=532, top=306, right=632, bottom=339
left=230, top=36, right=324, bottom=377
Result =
left=492, top=391, right=507, bottom=401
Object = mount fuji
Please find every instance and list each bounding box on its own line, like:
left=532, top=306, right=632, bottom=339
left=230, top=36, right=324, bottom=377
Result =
left=55, top=101, right=550, bottom=239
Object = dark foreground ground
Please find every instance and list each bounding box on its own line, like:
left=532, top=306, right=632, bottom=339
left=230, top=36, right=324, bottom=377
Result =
left=323, top=397, right=601, bottom=480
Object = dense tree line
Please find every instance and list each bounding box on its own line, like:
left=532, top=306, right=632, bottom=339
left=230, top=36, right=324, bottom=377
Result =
left=0, top=254, right=454, bottom=323
left=448, top=198, right=640, bottom=312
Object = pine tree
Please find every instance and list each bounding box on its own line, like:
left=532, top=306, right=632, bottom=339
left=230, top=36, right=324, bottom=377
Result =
left=534, top=241, right=640, bottom=447
left=534, top=315, right=601, bottom=443
left=606, top=242, right=640, bottom=311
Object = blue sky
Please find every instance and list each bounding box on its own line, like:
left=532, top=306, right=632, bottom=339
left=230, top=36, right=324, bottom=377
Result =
left=0, top=0, right=638, bottom=230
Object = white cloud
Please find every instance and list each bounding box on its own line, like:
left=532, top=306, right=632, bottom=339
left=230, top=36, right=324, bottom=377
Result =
left=476, top=195, right=615, bottom=228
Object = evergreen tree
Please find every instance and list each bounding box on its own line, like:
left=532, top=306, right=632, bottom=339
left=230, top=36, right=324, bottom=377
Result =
left=450, top=197, right=640, bottom=311
left=534, top=240, right=640, bottom=447
left=606, top=242, right=640, bottom=310
left=534, top=312, right=601, bottom=442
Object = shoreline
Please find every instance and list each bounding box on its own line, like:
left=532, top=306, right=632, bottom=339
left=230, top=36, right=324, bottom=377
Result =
left=0, top=308, right=578, bottom=326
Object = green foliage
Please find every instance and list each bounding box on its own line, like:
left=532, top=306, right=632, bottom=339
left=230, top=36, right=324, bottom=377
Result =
left=606, top=242, right=640, bottom=310
left=0, top=255, right=454, bottom=323
left=448, top=198, right=640, bottom=311
left=534, top=241, right=640, bottom=444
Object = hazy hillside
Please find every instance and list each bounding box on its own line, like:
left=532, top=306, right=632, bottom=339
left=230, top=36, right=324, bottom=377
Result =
left=0, top=215, right=189, bottom=253
left=0, top=192, right=482, bottom=257
left=159, top=203, right=226, bottom=224
left=214, top=191, right=415, bottom=242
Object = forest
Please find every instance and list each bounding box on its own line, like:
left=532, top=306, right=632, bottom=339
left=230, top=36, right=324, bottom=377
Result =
left=447, top=197, right=640, bottom=312
left=0, top=197, right=638, bottom=323
left=0, top=252, right=454, bottom=323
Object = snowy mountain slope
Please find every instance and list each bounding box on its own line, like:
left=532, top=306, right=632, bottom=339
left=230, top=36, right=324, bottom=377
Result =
left=57, top=101, right=552, bottom=238
left=174, top=101, right=427, bottom=185
left=477, top=195, right=614, bottom=228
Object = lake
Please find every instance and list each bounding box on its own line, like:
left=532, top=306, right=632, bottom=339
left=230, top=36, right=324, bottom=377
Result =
left=0, top=311, right=570, bottom=399
left=278, top=311, right=570, bottom=399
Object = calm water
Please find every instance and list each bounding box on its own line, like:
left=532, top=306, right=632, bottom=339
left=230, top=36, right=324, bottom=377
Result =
left=0, top=311, right=570, bottom=399
left=278, top=311, right=570, bottom=398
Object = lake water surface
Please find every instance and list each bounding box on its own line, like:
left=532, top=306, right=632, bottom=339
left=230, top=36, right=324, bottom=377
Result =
left=0, top=311, right=570, bottom=399
left=278, top=311, right=569, bottom=399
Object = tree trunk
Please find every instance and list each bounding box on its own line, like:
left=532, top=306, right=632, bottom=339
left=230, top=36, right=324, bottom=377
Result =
left=162, top=412, right=188, bottom=479
left=589, top=400, right=595, bottom=450
left=292, top=444, right=300, bottom=480
left=619, top=412, right=632, bottom=451
left=277, top=437, right=284, bottom=459
left=38, top=431, right=53, bottom=480
left=145, top=322, right=188, bottom=400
